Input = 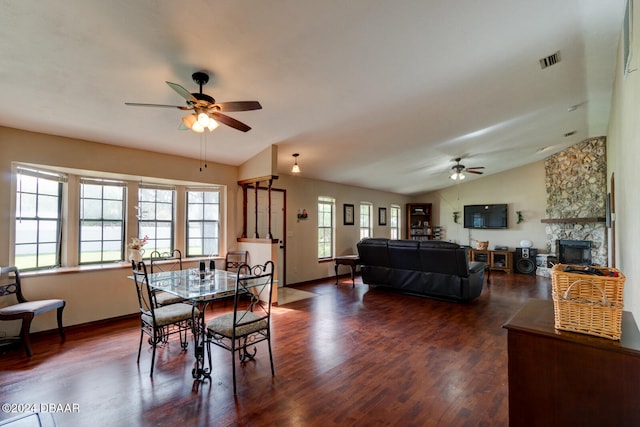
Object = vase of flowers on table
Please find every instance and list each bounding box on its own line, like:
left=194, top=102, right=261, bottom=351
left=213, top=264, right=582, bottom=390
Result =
left=127, top=235, right=148, bottom=263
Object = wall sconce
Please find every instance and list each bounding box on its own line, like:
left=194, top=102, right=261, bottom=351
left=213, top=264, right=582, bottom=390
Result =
left=291, top=153, right=301, bottom=174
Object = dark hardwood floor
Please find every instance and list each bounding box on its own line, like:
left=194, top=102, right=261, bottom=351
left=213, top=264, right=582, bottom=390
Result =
left=0, top=272, right=551, bottom=427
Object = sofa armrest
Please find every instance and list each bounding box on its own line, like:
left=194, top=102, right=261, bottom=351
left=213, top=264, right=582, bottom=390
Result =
left=468, top=261, right=486, bottom=274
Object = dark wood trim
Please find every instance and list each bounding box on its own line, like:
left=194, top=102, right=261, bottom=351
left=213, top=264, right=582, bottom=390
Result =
left=236, top=238, right=279, bottom=244
left=237, top=175, right=278, bottom=186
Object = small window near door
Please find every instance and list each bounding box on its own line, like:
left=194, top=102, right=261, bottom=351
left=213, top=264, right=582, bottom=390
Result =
left=390, top=205, right=401, bottom=239
left=318, top=196, right=335, bottom=259
left=360, top=202, right=372, bottom=239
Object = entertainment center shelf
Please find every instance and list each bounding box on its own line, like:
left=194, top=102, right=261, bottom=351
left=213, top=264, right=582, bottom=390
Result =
left=406, top=203, right=433, bottom=241
left=469, top=249, right=513, bottom=273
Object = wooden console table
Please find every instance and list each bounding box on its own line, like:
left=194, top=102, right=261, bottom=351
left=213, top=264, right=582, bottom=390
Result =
left=333, top=255, right=359, bottom=287
left=503, top=298, right=640, bottom=426
left=470, top=249, right=513, bottom=273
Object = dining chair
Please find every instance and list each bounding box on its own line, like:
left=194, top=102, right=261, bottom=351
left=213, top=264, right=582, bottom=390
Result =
left=225, top=250, right=248, bottom=272
left=205, top=260, right=275, bottom=394
left=131, top=260, right=198, bottom=377
left=0, top=266, right=65, bottom=357
left=149, top=249, right=185, bottom=306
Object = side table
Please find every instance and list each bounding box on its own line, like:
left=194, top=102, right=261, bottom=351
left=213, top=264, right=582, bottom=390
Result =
left=333, top=255, right=360, bottom=287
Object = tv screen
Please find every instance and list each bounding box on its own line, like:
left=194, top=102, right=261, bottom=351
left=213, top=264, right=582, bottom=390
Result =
left=464, top=204, right=508, bottom=229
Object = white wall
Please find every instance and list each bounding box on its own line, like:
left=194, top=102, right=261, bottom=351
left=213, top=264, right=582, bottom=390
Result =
left=607, top=3, right=640, bottom=328
left=416, top=161, right=548, bottom=251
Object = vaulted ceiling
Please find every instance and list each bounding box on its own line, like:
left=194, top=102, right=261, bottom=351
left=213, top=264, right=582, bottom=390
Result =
left=0, top=1, right=626, bottom=195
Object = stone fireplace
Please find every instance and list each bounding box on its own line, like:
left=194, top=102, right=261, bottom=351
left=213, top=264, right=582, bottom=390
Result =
left=544, top=137, right=607, bottom=266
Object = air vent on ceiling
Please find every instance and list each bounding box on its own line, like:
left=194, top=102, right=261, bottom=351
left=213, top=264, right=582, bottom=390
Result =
left=540, top=51, right=561, bottom=69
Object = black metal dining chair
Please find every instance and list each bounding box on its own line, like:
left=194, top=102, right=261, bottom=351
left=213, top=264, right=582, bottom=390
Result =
left=225, top=250, right=248, bottom=273
left=131, top=260, right=198, bottom=376
left=149, top=249, right=185, bottom=306
left=205, top=260, right=275, bottom=394
left=0, top=266, right=65, bottom=357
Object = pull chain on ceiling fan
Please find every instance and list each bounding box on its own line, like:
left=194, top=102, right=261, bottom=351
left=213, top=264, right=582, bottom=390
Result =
left=125, top=71, right=262, bottom=133
left=450, top=157, right=485, bottom=180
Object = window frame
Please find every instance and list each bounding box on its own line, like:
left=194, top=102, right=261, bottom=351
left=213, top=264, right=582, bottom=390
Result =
left=390, top=205, right=401, bottom=239
left=185, top=188, right=221, bottom=257
left=137, top=185, right=176, bottom=257
left=359, top=202, right=372, bottom=240
left=14, top=167, right=65, bottom=271
left=317, top=196, right=335, bottom=260
left=78, top=178, right=126, bottom=265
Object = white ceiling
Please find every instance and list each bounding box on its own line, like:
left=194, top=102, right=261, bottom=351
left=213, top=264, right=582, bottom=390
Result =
left=0, top=1, right=625, bottom=195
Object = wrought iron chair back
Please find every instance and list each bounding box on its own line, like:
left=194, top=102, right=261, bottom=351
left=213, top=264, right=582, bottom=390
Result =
left=149, top=249, right=185, bottom=306
left=225, top=250, right=248, bottom=272
left=149, top=249, right=183, bottom=273
left=205, top=260, right=275, bottom=394
left=131, top=260, right=196, bottom=376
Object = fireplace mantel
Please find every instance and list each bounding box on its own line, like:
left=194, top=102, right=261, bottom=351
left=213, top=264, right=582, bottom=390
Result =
left=541, top=217, right=605, bottom=224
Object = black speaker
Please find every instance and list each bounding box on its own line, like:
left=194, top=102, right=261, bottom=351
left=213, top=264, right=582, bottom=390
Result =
left=515, top=248, right=537, bottom=274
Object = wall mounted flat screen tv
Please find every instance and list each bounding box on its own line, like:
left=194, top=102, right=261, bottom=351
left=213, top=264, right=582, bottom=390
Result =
left=464, top=204, right=508, bottom=229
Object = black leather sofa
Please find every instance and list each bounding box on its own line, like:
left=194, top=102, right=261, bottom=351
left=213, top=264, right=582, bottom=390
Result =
left=356, top=238, right=485, bottom=302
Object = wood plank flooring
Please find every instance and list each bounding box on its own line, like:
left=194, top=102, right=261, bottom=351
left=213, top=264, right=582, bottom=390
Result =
left=0, top=272, right=551, bottom=426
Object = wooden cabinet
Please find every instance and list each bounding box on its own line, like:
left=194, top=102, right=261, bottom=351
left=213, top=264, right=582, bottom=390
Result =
left=470, top=249, right=513, bottom=273
left=406, top=203, right=432, bottom=240
left=503, top=299, right=640, bottom=426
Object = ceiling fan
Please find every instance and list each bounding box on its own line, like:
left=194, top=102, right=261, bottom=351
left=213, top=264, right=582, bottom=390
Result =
left=125, top=71, right=261, bottom=133
left=450, top=157, right=485, bottom=180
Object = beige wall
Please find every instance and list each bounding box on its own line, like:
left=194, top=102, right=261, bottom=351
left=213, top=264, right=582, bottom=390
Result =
left=276, top=174, right=410, bottom=284
left=607, top=3, right=640, bottom=328
left=0, top=126, right=409, bottom=332
left=0, top=127, right=238, bottom=333
left=417, top=161, right=548, bottom=251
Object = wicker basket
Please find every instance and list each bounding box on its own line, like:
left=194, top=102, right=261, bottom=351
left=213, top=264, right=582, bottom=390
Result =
left=475, top=241, right=489, bottom=250
left=551, top=264, right=625, bottom=340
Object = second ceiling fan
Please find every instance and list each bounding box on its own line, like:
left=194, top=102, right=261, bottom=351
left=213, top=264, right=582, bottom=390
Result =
left=125, top=71, right=261, bottom=133
left=450, top=158, right=484, bottom=180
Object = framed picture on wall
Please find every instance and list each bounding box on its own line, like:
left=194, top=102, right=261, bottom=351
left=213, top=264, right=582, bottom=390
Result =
left=378, top=207, right=387, bottom=226
left=344, top=204, right=354, bottom=225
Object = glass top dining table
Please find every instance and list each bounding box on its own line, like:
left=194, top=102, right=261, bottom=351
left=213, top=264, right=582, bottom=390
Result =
left=131, top=267, right=257, bottom=381
left=140, top=268, right=246, bottom=301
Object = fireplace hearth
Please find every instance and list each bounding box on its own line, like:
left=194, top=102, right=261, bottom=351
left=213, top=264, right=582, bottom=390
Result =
left=557, top=240, right=592, bottom=265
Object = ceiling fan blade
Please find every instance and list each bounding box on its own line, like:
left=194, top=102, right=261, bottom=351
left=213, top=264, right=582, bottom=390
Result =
left=466, top=170, right=484, bottom=175
left=214, top=101, right=262, bottom=112
left=210, top=111, right=252, bottom=132
left=466, top=166, right=485, bottom=170
left=125, top=102, right=191, bottom=110
left=166, top=81, right=198, bottom=103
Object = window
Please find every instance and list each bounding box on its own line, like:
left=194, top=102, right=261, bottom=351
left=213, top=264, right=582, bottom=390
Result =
left=317, top=196, right=335, bottom=259
left=186, top=189, right=220, bottom=257
left=138, top=185, right=175, bottom=255
left=360, top=202, right=372, bottom=239
left=79, top=179, right=125, bottom=264
left=390, top=205, right=401, bottom=239
left=15, top=168, right=65, bottom=271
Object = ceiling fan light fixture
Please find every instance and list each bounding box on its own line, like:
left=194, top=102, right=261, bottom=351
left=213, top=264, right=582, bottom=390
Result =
left=191, top=120, right=205, bottom=133
left=450, top=172, right=465, bottom=180
left=291, top=153, right=301, bottom=174
left=207, top=118, right=219, bottom=131
left=197, top=112, right=210, bottom=126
